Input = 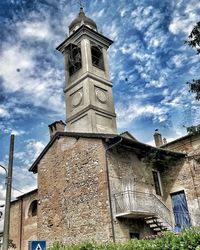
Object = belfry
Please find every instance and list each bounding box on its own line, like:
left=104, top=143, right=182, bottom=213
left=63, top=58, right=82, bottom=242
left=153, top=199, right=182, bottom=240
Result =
left=56, top=7, right=117, bottom=134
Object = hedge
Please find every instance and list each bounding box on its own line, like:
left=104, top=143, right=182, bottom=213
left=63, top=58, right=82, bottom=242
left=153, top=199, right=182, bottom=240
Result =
left=47, top=227, right=200, bottom=250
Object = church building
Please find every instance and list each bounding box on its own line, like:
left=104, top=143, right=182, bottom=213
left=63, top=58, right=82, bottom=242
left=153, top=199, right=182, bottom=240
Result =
left=6, top=7, right=200, bottom=250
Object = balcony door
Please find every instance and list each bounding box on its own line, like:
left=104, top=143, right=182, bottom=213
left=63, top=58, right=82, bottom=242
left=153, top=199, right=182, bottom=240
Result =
left=171, top=191, right=191, bottom=232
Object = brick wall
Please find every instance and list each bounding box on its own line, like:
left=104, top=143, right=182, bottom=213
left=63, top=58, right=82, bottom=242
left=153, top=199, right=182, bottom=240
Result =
left=9, top=190, right=38, bottom=250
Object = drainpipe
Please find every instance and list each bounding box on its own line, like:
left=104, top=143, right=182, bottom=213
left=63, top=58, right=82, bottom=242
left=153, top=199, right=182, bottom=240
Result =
left=105, top=137, right=123, bottom=243
left=19, top=198, right=23, bottom=250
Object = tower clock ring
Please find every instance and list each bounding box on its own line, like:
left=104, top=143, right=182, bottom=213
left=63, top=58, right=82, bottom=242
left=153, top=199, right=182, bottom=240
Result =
left=72, top=91, right=83, bottom=107
left=96, top=89, right=107, bottom=104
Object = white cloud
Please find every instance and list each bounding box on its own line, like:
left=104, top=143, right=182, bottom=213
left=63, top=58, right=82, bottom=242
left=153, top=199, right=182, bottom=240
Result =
left=91, top=8, right=105, bottom=19
left=26, top=139, right=45, bottom=160
left=11, top=129, right=26, bottom=136
left=116, top=102, right=168, bottom=129
left=169, top=0, right=200, bottom=35
left=18, top=21, right=52, bottom=40
left=0, top=44, right=64, bottom=113
left=14, top=139, right=45, bottom=167
left=120, top=42, right=152, bottom=62
left=0, top=106, right=9, bottom=118
left=0, top=45, right=35, bottom=92
left=171, top=54, right=187, bottom=68
left=102, top=21, right=119, bottom=40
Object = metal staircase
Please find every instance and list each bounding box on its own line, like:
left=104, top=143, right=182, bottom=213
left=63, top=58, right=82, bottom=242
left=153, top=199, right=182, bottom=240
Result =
left=114, top=191, right=173, bottom=234
left=144, top=216, right=169, bottom=233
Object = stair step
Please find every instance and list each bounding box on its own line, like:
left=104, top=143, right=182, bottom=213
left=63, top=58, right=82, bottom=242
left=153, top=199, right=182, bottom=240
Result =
left=144, top=216, right=155, bottom=220
left=145, top=219, right=155, bottom=224
left=149, top=223, right=160, bottom=228
left=144, top=215, right=171, bottom=234
left=153, top=228, right=162, bottom=232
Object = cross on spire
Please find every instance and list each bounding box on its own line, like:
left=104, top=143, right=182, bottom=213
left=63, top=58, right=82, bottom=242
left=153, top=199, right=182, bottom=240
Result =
left=79, top=0, right=83, bottom=9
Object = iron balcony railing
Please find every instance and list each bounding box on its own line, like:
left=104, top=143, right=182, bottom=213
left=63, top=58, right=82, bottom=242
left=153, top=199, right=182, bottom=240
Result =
left=114, top=191, right=173, bottom=229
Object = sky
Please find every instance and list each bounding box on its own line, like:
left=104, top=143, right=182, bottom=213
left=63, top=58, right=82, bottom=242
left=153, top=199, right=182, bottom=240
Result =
left=0, top=0, right=200, bottom=226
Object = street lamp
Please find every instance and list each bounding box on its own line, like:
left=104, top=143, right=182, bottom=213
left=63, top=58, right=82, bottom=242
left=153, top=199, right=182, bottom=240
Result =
left=0, top=135, right=14, bottom=250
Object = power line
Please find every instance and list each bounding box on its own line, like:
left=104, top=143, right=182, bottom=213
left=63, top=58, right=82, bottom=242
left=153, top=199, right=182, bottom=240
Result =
left=12, top=186, right=24, bottom=194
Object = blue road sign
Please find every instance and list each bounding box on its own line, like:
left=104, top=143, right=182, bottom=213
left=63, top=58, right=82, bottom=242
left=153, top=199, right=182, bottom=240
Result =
left=29, top=240, right=46, bottom=250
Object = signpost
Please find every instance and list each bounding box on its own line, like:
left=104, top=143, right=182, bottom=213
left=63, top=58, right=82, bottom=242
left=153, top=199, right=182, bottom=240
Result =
left=28, top=241, right=46, bottom=250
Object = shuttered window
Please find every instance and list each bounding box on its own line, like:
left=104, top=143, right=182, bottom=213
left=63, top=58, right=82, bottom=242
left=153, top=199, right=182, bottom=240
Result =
left=152, top=170, right=162, bottom=196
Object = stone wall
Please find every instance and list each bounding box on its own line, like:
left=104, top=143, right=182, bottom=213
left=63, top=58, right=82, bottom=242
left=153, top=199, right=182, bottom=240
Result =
left=9, top=190, right=38, bottom=250
left=163, top=134, right=200, bottom=153
left=37, top=136, right=112, bottom=247
left=162, top=134, right=200, bottom=227
left=107, top=146, right=157, bottom=241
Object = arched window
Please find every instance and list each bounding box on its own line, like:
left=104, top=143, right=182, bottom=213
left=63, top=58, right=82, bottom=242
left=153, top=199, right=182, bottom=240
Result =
left=91, top=45, right=104, bottom=70
left=28, top=200, right=37, bottom=217
left=67, top=43, right=82, bottom=76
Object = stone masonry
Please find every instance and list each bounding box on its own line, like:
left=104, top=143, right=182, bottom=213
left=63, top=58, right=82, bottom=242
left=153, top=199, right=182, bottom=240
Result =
left=37, top=136, right=112, bottom=245
left=161, top=133, right=200, bottom=227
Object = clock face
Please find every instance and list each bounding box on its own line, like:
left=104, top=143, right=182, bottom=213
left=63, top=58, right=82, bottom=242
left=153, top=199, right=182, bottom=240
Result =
left=72, top=91, right=83, bottom=108
left=96, top=89, right=107, bottom=104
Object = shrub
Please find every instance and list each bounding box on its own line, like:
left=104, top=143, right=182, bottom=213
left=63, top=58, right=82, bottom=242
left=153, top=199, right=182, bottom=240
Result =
left=47, top=227, right=200, bottom=250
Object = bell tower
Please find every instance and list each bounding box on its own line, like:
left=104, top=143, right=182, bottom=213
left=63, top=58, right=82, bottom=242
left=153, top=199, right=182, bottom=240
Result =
left=56, top=7, right=117, bottom=134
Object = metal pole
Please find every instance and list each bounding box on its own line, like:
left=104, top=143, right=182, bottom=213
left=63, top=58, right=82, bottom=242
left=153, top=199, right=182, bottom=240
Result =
left=3, top=134, right=14, bottom=250
left=105, top=137, right=123, bottom=243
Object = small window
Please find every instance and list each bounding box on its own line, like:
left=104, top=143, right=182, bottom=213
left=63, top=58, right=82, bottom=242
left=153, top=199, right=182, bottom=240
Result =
left=152, top=170, right=163, bottom=196
left=91, top=45, right=104, bottom=70
left=28, top=200, right=38, bottom=217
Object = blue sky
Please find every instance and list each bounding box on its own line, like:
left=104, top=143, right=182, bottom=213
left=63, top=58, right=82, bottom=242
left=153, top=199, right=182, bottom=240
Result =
left=0, top=0, right=200, bottom=208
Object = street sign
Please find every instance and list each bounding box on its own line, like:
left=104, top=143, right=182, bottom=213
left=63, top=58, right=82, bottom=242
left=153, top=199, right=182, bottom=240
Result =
left=28, top=240, right=46, bottom=250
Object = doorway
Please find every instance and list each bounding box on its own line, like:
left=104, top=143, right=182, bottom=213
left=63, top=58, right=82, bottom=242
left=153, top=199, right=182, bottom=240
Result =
left=171, top=191, right=191, bottom=232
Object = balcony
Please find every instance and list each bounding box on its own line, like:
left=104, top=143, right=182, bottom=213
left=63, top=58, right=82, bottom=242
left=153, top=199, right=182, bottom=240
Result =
left=114, top=191, right=172, bottom=228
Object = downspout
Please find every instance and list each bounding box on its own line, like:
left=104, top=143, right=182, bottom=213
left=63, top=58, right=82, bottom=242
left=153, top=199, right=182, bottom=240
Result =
left=105, top=137, right=123, bottom=243
left=187, top=156, right=200, bottom=210
left=19, top=198, right=23, bottom=250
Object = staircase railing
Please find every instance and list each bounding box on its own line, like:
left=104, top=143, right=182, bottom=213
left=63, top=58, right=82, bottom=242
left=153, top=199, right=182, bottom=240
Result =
left=114, top=191, right=173, bottom=229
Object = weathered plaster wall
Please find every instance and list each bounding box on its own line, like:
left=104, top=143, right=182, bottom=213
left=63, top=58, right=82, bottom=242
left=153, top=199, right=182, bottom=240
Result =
left=107, top=146, right=156, bottom=241
left=37, top=136, right=112, bottom=247
left=9, top=190, right=38, bottom=250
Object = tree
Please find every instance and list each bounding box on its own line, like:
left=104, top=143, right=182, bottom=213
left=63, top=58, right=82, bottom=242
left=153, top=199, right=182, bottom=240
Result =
left=185, top=21, right=200, bottom=100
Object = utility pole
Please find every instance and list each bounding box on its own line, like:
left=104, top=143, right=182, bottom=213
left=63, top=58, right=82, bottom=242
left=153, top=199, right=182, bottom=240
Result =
left=3, top=134, right=14, bottom=250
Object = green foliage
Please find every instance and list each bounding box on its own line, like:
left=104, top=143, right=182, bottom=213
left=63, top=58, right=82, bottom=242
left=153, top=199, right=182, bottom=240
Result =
left=187, top=79, right=200, bottom=101
left=186, top=124, right=200, bottom=135
left=47, top=227, right=200, bottom=250
left=185, top=21, right=200, bottom=54
left=185, top=21, right=200, bottom=101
